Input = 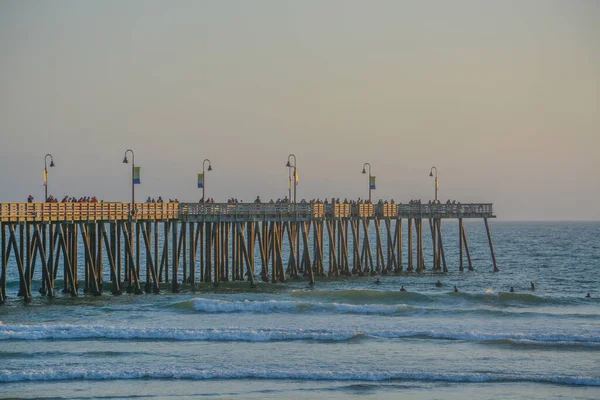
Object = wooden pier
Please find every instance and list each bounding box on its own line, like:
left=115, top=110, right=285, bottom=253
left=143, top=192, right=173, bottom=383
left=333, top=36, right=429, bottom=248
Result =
left=0, top=201, right=497, bottom=303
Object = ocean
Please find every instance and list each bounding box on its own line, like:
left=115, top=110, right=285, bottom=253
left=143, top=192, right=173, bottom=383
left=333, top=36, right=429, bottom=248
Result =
left=0, top=221, right=598, bottom=399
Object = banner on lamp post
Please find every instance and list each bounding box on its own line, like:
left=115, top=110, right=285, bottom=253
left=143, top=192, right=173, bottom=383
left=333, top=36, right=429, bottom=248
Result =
left=133, top=167, right=141, bottom=184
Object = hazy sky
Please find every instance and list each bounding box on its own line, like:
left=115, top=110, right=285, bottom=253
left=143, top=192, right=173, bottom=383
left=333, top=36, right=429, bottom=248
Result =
left=0, top=0, right=598, bottom=220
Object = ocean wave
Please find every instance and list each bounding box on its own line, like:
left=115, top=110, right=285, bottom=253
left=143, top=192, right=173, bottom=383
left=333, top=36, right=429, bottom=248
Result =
left=1, top=324, right=598, bottom=345
left=174, top=297, right=597, bottom=319
left=290, top=289, right=587, bottom=307
left=291, top=289, right=435, bottom=304
left=0, top=367, right=597, bottom=386
left=0, top=324, right=356, bottom=342
left=186, top=298, right=419, bottom=315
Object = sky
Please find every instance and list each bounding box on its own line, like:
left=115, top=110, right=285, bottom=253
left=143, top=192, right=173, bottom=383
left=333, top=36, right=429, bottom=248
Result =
left=0, top=0, right=598, bottom=220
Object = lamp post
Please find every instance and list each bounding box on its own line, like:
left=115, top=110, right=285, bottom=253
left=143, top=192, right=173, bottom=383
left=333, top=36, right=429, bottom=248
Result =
left=285, top=154, right=297, bottom=203
left=202, top=159, right=212, bottom=202
left=429, top=166, right=438, bottom=203
left=362, top=162, right=372, bottom=203
left=44, top=154, right=55, bottom=201
left=122, top=149, right=135, bottom=212
left=288, top=165, right=292, bottom=202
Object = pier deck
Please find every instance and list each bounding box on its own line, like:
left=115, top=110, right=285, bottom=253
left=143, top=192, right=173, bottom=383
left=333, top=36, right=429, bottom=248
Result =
left=0, top=202, right=497, bottom=303
left=1, top=202, right=494, bottom=223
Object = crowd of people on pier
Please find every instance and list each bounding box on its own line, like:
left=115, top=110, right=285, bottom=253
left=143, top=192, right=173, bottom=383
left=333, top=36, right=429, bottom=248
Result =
left=240, top=197, right=462, bottom=206
left=27, top=195, right=104, bottom=203
left=28, top=194, right=466, bottom=207
left=58, top=196, right=101, bottom=203
left=144, top=196, right=181, bottom=203
left=249, top=197, right=380, bottom=205
left=28, top=195, right=187, bottom=204
left=145, top=197, right=184, bottom=203
left=229, top=196, right=381, bottom=204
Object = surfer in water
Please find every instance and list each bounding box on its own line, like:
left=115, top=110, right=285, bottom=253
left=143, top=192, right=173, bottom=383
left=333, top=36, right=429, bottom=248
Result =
left=510, top=287, right=515, bottom=293
left=586, top=293, right=591, bottom=298
left=454, top=286, right=458, bottom=293
left=375, top=278, right=381, bottom=285
left=435, top=280, right=442, bottom=287
left=530, top=281, right=536, bottom=291
left=400, top=286, right=406, bottom=292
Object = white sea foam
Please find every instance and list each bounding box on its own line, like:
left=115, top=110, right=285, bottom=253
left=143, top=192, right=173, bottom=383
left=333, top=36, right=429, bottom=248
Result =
left=191, top=298, right=415, bottom=314
left=0, top=323, right=598, bottom=344
left=184, top=297, right=593, bottom=319
left=0, top=366, right=597, bottom=386
left=0, top=324, right=355, bottom=342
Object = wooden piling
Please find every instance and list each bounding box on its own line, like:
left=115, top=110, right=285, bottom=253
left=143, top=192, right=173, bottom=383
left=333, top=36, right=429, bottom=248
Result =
left=435, top=219, right=447, bottom=272
left=374, top=219, right=384, bottom=274
left=461, top=222, right=474, bottom=271
left=1, top=224, right=6, bottom=304
left=396, top=219, right=402, bottom=272
left=484, top=218, right=499, bottom=272
left=415, top=219, right=422, bottom=273
left=459, top=218, right=464, bottom=271
left=350, top=219, right=361, bottom=275
left=407, top=218, right=413, bottom=272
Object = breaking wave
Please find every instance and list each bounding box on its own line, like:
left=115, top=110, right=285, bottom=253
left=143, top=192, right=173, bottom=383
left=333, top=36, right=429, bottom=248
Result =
left=1, top=324, right=598, bottom=346
left=0, top=366, right=597, bottom=386
left=290, top=289, right=586, bottom=307
left=167, top=297, right=598, bottom=318
left=184, top=297, right=418, bottom=314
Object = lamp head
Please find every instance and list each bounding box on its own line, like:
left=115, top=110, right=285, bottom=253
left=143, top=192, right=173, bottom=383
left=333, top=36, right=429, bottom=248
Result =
left=122, top=156, right=129, bottom=164
left=429, top=171, right=433, bottom=177
left=50, top=160, right=55, bottom=168
left=362, top=168, right=366, bottom=174
left=286, top=160, right=291, bottom=167
left=208, top=164, right=213, bottom=172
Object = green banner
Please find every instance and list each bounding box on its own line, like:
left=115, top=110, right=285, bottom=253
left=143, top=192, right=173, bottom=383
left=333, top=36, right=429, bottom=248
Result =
left=133, top=167, right=141, bottom=184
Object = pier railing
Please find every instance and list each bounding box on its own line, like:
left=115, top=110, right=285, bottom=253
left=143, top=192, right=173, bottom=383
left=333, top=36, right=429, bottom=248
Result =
left=394, top=202, right=494, bottom=218
left=0, top=202, right=179, bottom=222
left=177, top=203, right=494, bottom=220
left=179, top=203, right=326, bottom=221
left=0, top=202, right=494, bottom=222
left=178, top=203, right=493, bottom=221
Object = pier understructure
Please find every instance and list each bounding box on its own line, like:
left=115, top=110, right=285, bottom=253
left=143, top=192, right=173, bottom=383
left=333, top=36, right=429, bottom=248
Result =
left=0, top=202, right=497, bottom=303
